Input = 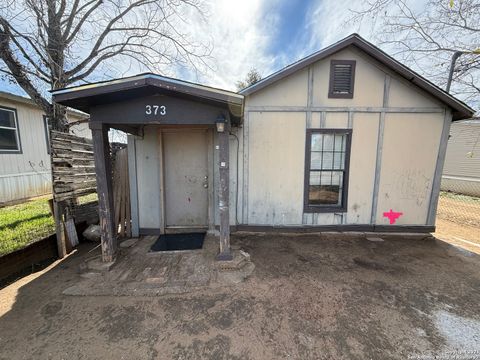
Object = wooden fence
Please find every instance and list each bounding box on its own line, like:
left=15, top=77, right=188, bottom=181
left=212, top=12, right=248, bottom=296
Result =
left=112, top=148, right=131, bottom=238
left=51, top=131, right=97, bottom=202
left=50, top=131, right=130, bottom=257
left=50, top=131, right=98, bottom=257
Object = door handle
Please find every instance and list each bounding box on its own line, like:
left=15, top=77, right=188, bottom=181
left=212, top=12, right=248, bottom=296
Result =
left=203, top=175, right=208, bottom=188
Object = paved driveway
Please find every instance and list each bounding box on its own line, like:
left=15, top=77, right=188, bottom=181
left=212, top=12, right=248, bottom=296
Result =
left=1, top=232, right=480, bottom=359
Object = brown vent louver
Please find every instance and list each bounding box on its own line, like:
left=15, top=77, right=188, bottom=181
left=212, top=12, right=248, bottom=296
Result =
left=329, top=60, right=356, bottom=99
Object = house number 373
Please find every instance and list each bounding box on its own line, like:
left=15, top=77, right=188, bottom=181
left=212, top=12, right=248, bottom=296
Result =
left=145, top=105, right=166, bottom=115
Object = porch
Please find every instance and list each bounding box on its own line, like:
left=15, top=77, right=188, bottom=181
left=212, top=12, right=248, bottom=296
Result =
left=52, top=74, right=244, bottom=263
left=64, top=235, right=254, bottom=297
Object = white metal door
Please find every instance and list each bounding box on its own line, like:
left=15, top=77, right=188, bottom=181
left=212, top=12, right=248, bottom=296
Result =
left=163, top=130, right=209, bottom=227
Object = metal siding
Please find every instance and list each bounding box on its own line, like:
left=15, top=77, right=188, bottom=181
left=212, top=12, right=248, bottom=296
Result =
left=0, top=100, right=52, bottom=203
left=0, top=98, right=88, bottom=203
left=441, top=176, right=480, bottom=197
left=443, top=121, right=480, bottom=179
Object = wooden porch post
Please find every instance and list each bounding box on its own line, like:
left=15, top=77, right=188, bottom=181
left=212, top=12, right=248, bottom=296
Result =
left=90, top=122, right=117, bottom=263
left=216, top=116, right=233, bottom=261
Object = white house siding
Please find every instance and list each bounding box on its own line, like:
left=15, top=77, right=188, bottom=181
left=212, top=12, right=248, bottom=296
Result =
left=132, top=126, right=161, bottom=229
left=0, top=96, right=88, bottom=204
left=441, top=120, right=480, bottom=197
left=69, top=121, right=92, bottom=139
left=0, top=99, right=51, bottom=204
left=242, top=46, right=448, bottom=227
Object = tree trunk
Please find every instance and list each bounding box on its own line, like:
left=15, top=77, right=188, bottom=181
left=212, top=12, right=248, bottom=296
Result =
left=47, top=102, right=68, bottom=132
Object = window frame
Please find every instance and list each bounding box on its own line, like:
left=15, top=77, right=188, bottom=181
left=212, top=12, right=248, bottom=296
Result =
left=0, top=106, right=22, bottom=154
left=328, top=60, right=356, bottom=99
left=303, top=128, right=352, bottom=213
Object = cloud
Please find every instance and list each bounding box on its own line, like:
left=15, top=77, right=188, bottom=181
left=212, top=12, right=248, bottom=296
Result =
left=181, top=0, right=281, bottom=90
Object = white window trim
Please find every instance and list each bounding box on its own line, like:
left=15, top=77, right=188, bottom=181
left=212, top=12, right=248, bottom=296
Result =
left=0, top=106, right=21, bottom=153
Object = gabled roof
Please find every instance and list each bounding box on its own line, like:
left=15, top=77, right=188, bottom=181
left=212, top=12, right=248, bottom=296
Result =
left=240, top=34, right=474, bottom=120
left=51, top=73, right=243, bottom=114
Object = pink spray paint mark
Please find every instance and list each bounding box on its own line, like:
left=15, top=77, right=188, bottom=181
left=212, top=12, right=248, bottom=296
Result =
left=383, top=209, right=403, bottom=224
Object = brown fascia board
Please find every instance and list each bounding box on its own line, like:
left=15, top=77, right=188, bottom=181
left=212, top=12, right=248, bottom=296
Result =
left=52, top=76, right=149, bottom=104
left=52, top=74, right=243, bottom=109
left=241, top=34, right=474, bottom=120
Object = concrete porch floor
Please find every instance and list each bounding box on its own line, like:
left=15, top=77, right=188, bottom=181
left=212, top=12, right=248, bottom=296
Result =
left=64, top=234, right=254, bottom=296
left=1, top=232, right=480, bottom=359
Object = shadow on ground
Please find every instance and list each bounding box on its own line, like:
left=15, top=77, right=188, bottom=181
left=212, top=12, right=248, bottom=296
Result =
left=1, top=232, right=480, bottom=360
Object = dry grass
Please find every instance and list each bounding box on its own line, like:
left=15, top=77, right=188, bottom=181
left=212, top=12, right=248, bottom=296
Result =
left=435, top=191, right=480, bottom=246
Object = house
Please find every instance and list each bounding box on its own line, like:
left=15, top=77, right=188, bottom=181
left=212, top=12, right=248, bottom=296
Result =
left=441, top=118, right=480, bottom=197
left=52, top=34, right=474, bottom=262
left=0, top=91, right=89, bottom=204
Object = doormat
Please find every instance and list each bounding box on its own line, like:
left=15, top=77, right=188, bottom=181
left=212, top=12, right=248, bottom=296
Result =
left=150, top=232, right=206, bottom=252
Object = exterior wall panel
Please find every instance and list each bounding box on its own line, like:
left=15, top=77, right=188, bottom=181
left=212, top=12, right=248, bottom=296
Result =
left=325, top=112, right=349, bottom=128
left=375, top=113, right=443, bottom=225
left=388, top=77, right=442, bottom=109
left=0, top=99, right=51, bottom=203
left=441, top=120, right=480, bottom=196
left=346, top=113, right=379, bottom=224
left=247, top=112, right=306, bottom=225
left=443, top=120, right=480, bottom=179
left=247, top=69, right=308, bottom=107
left=135, top=126, right=161, bottom=228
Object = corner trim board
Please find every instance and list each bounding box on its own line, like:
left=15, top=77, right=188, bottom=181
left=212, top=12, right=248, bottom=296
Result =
left=371, top=74, right=391, bottom=224
left=426, top=109, right=452, bottom=225
left=127, top=135, right=139, bottom=237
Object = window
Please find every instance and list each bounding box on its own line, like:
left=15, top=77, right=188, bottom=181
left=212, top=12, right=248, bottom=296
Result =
left=0, top=107, right=21, bottom=153
left=44, top=116, right=52, bottom=154
left=304, top=129, right=352, bottom=212
left=328, top=60, right=356, bottom=99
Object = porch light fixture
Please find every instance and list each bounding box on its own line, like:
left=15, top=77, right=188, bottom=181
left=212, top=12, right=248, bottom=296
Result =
left=216, top=114, right=226, bottom=133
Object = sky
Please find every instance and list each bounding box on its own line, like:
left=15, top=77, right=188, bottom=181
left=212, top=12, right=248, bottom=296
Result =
left=0, top=0, right=374, bottom=97
left=188, top=0, right=372, bottom=91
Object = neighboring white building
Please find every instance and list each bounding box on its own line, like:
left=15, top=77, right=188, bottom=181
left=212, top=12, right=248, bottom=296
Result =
left=0, top=91, right=89, bottom=204
left=442, top=118, right=480, bottom=197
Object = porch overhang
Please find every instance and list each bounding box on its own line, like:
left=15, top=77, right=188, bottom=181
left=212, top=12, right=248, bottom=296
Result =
left=51, top=74, right=238, bottom=263
left=51, top=73, right=244, bottom=129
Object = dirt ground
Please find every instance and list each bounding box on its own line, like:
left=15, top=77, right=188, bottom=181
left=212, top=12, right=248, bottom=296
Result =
left=1, top=232, right=480, bottom=360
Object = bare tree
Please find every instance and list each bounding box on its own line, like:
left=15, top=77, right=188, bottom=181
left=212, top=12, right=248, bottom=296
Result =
left=348, top=0, right=480, bottom=109
left=236, top=68, right=262, bottom=91
left=0, top=0, right=211, bottom=131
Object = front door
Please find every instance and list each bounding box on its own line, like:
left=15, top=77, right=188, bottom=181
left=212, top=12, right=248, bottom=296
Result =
left=163, top=130, right=209, bottom=227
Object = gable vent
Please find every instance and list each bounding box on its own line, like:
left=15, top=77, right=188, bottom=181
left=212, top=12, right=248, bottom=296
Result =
left=329, top=60, right=356, bottom=99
